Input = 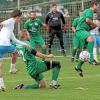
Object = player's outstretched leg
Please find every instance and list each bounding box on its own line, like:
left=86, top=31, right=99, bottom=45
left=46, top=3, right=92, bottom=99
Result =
left=49, top=61, right=61, bottom=89
left=9, top=50, right=18, bottom=74
left=15, top=73, right=46, bottom=89
left=15, top=60, right=61, bottom=90
left=15, top=80, right=46, bottom=89
left=86, top=36, right=98, bottom=65
left=71, top=47, right=77, bottom=62
left=15, top=83, right=40, bottom=89
left=75, top=49, right=81, bottom=62
left=0, top=59, right=6, bottom=91
left=75, top=60, right=84, bottom=77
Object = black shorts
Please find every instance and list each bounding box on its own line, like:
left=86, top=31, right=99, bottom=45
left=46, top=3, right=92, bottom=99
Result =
left=45, top=61, right=61, bottom=70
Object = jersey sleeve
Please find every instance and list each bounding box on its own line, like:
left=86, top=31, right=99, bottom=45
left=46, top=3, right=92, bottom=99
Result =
left=2, top=19, right=11, bottom=27
left=86, top=9, right=93, bottom=20
left=11, top=32, right=27, bottom=46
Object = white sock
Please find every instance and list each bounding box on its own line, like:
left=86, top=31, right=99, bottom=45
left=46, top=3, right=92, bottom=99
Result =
left=50, top=80, right=57, bottom=86
left=0, top=78, right=4, bottom=86
left=10, top=63, right=16, bottom=70
left=93, top=48, right=98, bottom=62
left=99, top=48, right=100, bottom=53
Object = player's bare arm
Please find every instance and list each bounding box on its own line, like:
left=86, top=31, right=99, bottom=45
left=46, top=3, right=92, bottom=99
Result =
left=93, top=20, right=100, bottom=27
left=86, top=18, right=96, bottom=29
left=72, top=26, right=76, bottom=32
left=86, top=18, right=95, bottom=25
left=36, top=52, right=54, bottom=58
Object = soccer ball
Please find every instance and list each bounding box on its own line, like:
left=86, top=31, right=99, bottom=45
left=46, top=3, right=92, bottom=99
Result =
left=79, top=51, right=90, bottom=61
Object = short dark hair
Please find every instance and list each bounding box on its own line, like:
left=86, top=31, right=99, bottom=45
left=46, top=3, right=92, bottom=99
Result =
left=90, top=0, right=98, bottom=7
left=51, top=3, right=57, bottom=7
left=11, top=9, right=22, bottom=17
left=28, top=10, right=36, bottom=14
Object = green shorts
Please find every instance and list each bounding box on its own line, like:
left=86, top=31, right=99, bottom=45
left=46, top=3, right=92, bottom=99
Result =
left=75, top=30, right=90, bottom=49
left=75, top=29, right=90, bottom=40
left=30, top=35, right=45, bottom=48
left=27, top=61, right=48, bottom=82
left=31, top=73, right=44, bottom=82
left=72, top=35, right=84, bottom=49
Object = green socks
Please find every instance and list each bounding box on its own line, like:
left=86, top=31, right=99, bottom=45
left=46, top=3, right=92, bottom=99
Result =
left=76, top=60, right=84, bottom=69
left=23, top=83, right=39, bottom=89
left=72, top=48, right=77, bottom=58
left=76, top=49, right=81, bottom=60
left=87, top=42, right=94, bottom=62
left=52, top=67, right=60, bottom=81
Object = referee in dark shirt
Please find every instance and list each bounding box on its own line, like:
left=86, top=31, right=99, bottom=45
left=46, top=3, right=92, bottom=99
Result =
left=45, top=3, right=66, bottom=56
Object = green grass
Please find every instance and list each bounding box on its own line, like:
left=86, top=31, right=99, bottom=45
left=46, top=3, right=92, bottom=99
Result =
left=0, top=57, right=100, bottom=100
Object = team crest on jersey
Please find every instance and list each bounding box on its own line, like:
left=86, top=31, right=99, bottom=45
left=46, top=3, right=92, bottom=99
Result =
left=34, top=22, right=38, bottom=26
left=29, top=23, right=33, bottom=26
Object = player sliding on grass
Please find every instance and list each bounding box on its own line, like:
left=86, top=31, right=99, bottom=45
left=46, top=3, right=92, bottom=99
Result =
left=15, top=33, right=61, bottom=89
left=74, top=0, right=99, bottom=77
left=0, top=9, right=30, bottom=91
left=15, top=48, right=61, bottom=89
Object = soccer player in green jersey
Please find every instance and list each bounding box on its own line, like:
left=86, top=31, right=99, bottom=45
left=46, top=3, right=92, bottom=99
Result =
left=24, top=11, right=47, bottom=61
left=71, top=10, right=83, bottom=62
left=14, top=34, right=61, bottom=89
left=74, top=0, right=99, bottom=77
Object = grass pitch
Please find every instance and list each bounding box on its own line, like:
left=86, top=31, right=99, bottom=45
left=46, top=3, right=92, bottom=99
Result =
left=0, top=57, right=100, bottom=100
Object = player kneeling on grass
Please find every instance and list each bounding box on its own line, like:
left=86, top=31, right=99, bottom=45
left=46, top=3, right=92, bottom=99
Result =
left=15, top=35, right=61, bottom=89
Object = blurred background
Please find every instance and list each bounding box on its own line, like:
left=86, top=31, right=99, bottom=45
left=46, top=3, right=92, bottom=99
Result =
left=0, top=0, right=100, bottom=56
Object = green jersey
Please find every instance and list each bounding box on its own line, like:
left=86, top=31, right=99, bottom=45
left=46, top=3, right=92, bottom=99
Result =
left=12, top=41, right=47, bottom=80
left=76, top=8, right=94, bottom=31
left=72, top=17, right=80, bottom=28
left=24, top=18, right=43, bottom=37
left=11, top=41, right=29, bottom=60
left=23, top=48, right=47, bottom=76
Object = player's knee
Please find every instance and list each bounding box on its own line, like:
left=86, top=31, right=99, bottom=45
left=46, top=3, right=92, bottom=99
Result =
left=87, top=36, right=94, bottom=42
left=40, top=84, right=46, bottom=88
left=58, top=62, right=61, bottom=69
left=41, top=45, right=46, bottom=49
left=55, top=62, right=61, bottom=69
left=39, top=80, right=46, bottom=88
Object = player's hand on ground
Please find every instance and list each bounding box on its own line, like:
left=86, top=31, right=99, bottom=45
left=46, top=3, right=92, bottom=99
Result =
left=47, top=54, right=54, bottom=58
